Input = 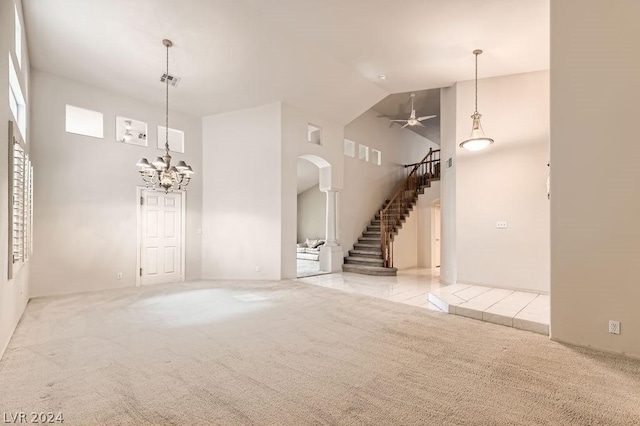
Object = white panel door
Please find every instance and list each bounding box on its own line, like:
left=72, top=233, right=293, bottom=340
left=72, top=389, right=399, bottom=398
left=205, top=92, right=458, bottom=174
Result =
left=140, top=191, right=182, bottom=285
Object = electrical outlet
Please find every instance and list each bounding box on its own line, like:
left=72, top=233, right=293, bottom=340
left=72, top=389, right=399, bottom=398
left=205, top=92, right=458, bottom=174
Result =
left=255, top=266, right=261, bottom=272
left=496, top=221, right=508, bottom=229
left=116, top=272, right=123, bottom=280
left=608, top=320, right=620, bottom=335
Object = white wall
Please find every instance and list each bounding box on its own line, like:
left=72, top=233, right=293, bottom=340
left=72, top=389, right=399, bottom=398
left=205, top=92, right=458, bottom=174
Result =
left=30, top=71, right=203, bottom=296
left=282, top=103, right=346, bottom=278
left=342, top=109, right=438, bottom=253
left=417, top=182, right=441, bottom=268
left=392, top=206, right=418, bottom=269
left=391, top=182, right=441, bottom=270
left=201, top=102, right=344, bottom=280
left=297, top=186, right=325, bottom=242
left=0, top=0, right=31, bottom=359
left=439, top=86, right=457, bottom=284
left=455, top=71, right=550, bottom=293
left=202, top=103, right=282, bottom=280
left=551, top=0, right=640, bottom=357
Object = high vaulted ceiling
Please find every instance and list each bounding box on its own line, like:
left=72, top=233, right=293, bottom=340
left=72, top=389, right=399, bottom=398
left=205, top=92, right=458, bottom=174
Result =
left=23, top=0, right=549, bottom=124
left=371, top=89, right=441, bottom=143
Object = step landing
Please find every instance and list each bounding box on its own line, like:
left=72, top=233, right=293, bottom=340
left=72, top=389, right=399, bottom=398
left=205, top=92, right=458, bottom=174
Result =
left=428, top=284, right=549, bottom=335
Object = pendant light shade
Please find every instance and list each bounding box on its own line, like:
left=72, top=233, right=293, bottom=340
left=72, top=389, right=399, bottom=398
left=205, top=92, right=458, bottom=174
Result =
left=460, top=50, right=494, bottom=151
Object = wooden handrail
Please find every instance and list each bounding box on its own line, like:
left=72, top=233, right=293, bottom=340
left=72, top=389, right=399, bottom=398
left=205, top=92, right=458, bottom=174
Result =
left=403, top=158, right=440, bottom=168
left=380, top=149, right=441, bottom=268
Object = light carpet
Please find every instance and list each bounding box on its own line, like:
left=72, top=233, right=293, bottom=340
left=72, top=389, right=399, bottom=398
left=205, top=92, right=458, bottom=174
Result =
left=1, top=279, right=639, bottom=425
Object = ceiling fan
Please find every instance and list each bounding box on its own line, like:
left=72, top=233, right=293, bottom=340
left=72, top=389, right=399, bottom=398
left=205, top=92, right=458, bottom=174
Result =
left=389, top=93, right=436, bottom=128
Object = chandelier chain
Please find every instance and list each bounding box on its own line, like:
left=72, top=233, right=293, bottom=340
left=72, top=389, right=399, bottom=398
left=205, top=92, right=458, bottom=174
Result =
left=165, top=42, right=169, bottom=152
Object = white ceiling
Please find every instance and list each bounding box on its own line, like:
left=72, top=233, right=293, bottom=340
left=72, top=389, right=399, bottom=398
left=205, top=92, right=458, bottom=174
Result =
left=23, top=0, right=549, bottom=124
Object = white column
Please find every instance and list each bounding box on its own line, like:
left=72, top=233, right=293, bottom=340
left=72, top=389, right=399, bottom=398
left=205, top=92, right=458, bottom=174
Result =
left=320, top=188, right=343, bottom=273
left=324, top=189, right=338, bottom=246
left=335, top=191, right=340, bottom=243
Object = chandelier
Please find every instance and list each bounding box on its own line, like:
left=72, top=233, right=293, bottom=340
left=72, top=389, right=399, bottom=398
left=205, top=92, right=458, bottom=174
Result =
left=459, top=49, right=494, bottom=151
left=136, top=39, right=194, bottom=193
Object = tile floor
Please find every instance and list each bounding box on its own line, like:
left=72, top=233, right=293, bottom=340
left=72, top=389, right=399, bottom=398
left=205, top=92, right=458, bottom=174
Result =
left=296, top=268, right=444, bottom=312
left=428, top=283, right=549, bottom=335
left=296, top=259, right=330, bottom=278
left=297, top=268, right=550, bottom=335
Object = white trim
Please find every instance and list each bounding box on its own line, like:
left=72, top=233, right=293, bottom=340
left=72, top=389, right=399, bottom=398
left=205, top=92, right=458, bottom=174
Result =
left=136, top=187, right=186, bottom=286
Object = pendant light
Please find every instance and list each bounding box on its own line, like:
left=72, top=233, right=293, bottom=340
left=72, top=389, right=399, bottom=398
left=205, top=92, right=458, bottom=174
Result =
left=136, top=39, right=194, bottom=193
left=459, top=49, right=494, bottom=151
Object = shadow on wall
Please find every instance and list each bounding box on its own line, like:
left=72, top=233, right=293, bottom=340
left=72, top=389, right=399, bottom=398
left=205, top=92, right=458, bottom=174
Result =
left=296, top=157, right=327, bottom=243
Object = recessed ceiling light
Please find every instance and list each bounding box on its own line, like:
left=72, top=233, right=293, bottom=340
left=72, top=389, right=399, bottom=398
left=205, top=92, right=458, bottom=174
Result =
left=378, top=74, right=387, bottom=80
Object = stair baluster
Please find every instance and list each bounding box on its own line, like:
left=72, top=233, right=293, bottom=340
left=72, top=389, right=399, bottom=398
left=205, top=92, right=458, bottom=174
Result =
left=343, top=148, right=440, bottom=276
left=380, top=148, right=441, bottom=268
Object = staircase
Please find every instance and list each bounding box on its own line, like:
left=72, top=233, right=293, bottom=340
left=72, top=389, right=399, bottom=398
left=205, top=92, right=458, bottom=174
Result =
left=342, top=149, right=441, bottom=276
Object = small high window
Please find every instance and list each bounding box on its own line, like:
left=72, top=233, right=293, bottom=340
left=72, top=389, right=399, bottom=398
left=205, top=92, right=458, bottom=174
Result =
left=15, top=6, right=22, bottom=68
left=8, top=54, right=26, bottom=139
left=65, top=105, right=104, bottom=139
left=9, top=85, right=18, bottom=120
left=157, top=126, right=184, bottom=153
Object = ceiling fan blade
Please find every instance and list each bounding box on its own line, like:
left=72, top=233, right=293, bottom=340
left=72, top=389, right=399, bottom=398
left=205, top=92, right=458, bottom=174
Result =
left=417, top=115, right=437, bottom=121
left=390, top=119, right=409, bottom=122
left=402, top=123, right=410, bottom=128
left=415, top=121, right=426, bottom=128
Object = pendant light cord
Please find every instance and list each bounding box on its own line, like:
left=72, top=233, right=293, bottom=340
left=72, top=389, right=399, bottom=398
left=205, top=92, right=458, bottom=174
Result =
left=474, top=51, right=478, bottom=114
left=165, top=42, right=169, bottom=153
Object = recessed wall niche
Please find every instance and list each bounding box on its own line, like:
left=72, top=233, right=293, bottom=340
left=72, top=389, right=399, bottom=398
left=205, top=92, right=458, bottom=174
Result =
left=116, top=116, right=147, bottom=146
left=157, top=126, right=185, bottom=153
left=65, top=105, right=103, bottom=139
left=371, top=149, right=381, bottom=165
left=344, top=139, right=356, bottom=158
left=358, top=144, right=369, bottom=161
left=307, top=124, right=322, bottom=145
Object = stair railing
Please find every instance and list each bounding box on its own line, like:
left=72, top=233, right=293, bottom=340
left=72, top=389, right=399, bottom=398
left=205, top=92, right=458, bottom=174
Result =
left=380, top=149, right=441, bottom=268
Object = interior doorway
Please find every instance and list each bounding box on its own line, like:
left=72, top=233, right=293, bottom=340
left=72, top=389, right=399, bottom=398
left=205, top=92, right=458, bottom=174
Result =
left=296, top=156, right=332, bottom=278
left=432, top=199, right=441, bottom=268
left=137, top=189, right=185, bottom=286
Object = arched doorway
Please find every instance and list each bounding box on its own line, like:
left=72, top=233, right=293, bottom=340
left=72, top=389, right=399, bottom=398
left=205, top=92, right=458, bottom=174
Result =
left=295, top=154, right=341, bottom=277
